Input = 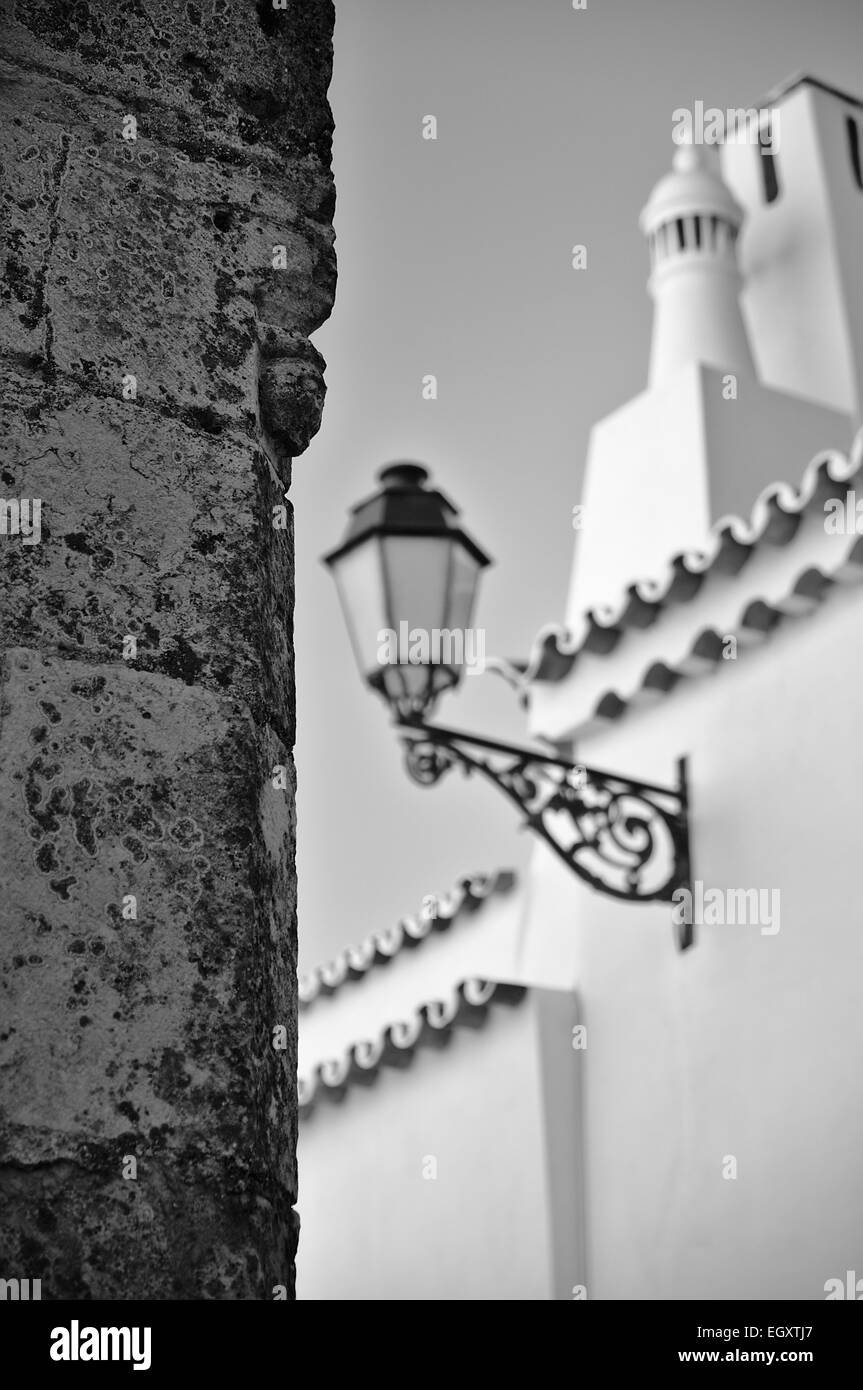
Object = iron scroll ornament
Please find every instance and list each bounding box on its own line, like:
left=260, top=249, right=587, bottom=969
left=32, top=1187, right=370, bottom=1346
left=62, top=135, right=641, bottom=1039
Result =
left=398, top=717, right=693, bottom=949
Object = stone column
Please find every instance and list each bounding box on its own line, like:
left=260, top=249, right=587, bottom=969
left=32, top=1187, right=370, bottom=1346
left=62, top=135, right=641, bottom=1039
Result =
left=0, top=0, right=335, bottom=1299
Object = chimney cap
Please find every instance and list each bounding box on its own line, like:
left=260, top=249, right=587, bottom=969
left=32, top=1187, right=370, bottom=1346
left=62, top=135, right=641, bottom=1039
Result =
left=640, top=144, right=744, bottom=238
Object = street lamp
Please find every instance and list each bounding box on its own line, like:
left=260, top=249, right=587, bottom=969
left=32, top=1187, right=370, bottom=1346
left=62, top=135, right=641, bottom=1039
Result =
left=324, top=462, right=693, bottom=948
left=323, top=462, right=490, bottom=719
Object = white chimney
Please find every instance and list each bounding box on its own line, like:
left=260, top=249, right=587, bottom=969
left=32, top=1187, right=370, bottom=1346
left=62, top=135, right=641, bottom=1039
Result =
left=641, top=144, right=756, bottom=387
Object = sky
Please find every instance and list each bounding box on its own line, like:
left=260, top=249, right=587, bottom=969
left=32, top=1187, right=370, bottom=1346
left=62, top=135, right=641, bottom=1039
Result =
left=294, top=0, right=863, bottom=970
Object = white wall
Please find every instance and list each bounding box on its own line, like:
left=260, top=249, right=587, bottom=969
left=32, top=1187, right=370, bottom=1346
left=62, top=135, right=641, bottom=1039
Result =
left=297, top=986, right=582, bottom=1301
left=566, top=364, right=849, bottom=628
left=521, top=582, right=863, bottom=1299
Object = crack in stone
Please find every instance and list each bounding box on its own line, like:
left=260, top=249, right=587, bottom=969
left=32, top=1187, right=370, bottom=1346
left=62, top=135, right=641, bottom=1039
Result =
left=15, top=448, right=63, bottom=469
left=0, top=648, right=294, bottom=749
left=0, top=345, right=258, bottom=447
left=0, top=1157, right=89, bottom=1175
left=0, top=48, right=332, bottom=185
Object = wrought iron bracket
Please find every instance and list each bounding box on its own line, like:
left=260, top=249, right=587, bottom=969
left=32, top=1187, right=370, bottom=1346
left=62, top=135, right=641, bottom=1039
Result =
left=396, top=716, right=693, bottom=950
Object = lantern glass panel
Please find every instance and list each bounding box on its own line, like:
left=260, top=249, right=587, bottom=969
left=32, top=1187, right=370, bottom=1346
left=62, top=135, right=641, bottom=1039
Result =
left=445, top=544, right=482, bottom=632
left=380, top=535, right=453, bottom=636
left=330, top=538, right=387, bottom=681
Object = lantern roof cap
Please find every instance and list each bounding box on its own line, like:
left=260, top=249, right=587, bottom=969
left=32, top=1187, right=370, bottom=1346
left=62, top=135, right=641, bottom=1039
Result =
left=323, top=461, right=492, bottom=569
left=378, top=461, right=429, bottom=489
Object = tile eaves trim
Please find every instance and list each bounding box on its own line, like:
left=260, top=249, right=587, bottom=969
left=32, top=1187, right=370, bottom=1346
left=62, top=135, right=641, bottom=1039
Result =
left=525, top=431, right=863, bottom=689
left=298, top=869, right=517, bottom=1010
left=298, top=978, right=527, bottom=1115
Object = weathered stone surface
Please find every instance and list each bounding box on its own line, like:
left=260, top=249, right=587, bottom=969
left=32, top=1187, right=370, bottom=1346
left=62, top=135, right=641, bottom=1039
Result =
left=0, top=367, right=296, bottom=743
left=0, top=652, right=297, bottom=1298
left=1, top=0, right=336, bottom=171
left=0, top=0, right=336, bottom=1298
left=0, top=58, right=334, bottom=441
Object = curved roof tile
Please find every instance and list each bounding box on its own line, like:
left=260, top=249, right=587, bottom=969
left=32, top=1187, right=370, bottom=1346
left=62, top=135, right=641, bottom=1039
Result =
left=525, top=434, right=863, bottom=688
left=298, top=870, right=516, bottom=1009
left=565, top=544, right=863, bottom=735
left=298, top=978, right=527, bottom=1114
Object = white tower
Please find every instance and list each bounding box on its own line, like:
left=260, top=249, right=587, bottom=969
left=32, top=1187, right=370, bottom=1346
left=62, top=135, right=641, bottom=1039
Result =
left=561, top=134, right=851, bottom=634
left=641, top=144, right=755, bottom=387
